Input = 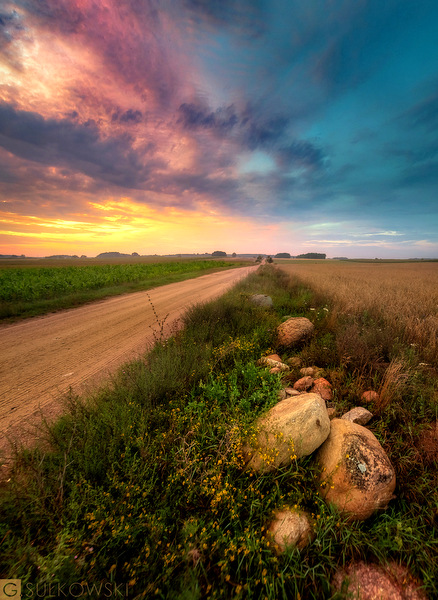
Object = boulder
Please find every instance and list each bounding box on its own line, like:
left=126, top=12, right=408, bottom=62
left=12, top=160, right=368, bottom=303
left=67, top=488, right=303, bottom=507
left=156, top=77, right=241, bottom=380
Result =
left=317, top=419, right=396, bottom=520
left=250, top=294, right=273, bottom=308
left=341, top=407, right=373, bottom=426
left=332, top=561, right=428, bottom=600
left=277, top=317, right=314, bottom=347
left=270, top=367, right=282, bottom=374
left=293, top=376, right=314, bottom=391
left=267, top=508, right=315, bottom=553
left=361, top=390, right=379, bottom=404
left=243, top=393, right=331, bottom=472
left=312, top=377, right=333, bottom=402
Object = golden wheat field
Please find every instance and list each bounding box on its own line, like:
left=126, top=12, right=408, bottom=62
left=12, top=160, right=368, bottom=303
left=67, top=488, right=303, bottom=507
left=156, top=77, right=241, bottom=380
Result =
left=278, top=260, right=438, bottom=364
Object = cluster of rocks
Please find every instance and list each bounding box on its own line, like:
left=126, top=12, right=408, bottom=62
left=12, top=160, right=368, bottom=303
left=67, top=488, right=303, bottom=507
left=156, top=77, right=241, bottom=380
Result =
left=243, top=316, right=397, bottom=552
left=238, top=305, right=428, bottom=597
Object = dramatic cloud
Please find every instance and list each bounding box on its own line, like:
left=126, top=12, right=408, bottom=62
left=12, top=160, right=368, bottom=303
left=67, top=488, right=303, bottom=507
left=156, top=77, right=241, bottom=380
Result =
left=0, top=0, right=437, bottom=257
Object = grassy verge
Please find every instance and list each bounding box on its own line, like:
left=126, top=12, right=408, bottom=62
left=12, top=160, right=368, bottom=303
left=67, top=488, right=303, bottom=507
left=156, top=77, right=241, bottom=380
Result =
left=0, top=260, right=247, bottom=322
left=0, top=265, right=436, bottom=599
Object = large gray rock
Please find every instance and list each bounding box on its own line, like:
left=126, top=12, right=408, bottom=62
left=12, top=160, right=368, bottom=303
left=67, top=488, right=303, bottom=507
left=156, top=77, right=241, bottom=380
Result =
left=267, top=508, right=315, bottom=553
left=277, top=317, right=314, bottom=347
left=317, top=419, right=396, bottom=521
left=243, top=393, right=331, bottom=472
left=250, top=294, right=273, bottom=307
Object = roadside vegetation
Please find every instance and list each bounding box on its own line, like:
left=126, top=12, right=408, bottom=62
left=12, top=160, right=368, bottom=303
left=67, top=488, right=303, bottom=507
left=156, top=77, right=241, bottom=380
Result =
left=0, top=259, right=245, bottom=321
left=0, top=265, right=436, bottom=598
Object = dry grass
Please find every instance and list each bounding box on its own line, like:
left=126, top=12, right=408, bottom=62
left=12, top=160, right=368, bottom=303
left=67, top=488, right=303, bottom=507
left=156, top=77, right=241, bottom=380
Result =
left=376, top=357, right=411, bottom=413
left=279, top=261, right=438, bottom=365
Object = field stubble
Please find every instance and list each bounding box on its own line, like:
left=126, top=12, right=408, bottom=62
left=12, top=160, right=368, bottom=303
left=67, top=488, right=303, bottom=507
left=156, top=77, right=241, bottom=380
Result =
left=279, top=261, right=438, bottom=366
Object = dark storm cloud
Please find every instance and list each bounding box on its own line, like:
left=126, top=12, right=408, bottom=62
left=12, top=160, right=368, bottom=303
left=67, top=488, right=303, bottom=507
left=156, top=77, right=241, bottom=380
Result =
left=183, top=0, right=267, bottom=37
left=275, top=141, right=326, bottom=170
left=0, top=102, right=159, bottom=189
left=243, top=113, right=290, bottom=151
left=178, top=103, right=239, bottom=132
left=177, top=99, right=327, bottom=178
left=112, top=109, right=144, bottom=124
left=0, top=8, right=25, bottom=69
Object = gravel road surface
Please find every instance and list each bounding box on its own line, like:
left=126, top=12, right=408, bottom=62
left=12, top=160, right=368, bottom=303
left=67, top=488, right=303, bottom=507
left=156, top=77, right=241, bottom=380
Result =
left=0, top=265, right=257, bottom=451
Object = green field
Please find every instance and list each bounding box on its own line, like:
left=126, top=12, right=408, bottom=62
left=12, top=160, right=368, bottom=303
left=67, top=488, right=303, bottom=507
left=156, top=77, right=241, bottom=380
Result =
left=0, top=259, right=244, bottom=321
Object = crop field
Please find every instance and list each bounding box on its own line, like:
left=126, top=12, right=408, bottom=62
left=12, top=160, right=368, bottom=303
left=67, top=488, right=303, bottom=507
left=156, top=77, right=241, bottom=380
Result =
left=0, top=264, right=437, bottom=599
left=0, top=258, right=243, bottom=321
left=278, top=260, right=438, bottom=366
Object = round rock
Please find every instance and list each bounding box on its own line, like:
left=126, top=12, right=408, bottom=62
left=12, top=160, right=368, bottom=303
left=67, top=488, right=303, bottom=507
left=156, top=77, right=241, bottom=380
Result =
left=268, top=508, right=315, bottom=553
left=277, top=317, right=314, bottom=347
left=243, top=393, right=331, bottom=472
left=317, top=419, right=396, bottom=520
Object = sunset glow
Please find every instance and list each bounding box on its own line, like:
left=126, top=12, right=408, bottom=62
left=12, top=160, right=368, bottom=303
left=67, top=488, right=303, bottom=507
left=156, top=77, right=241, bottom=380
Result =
left=1, top=1, right=437, bottom=257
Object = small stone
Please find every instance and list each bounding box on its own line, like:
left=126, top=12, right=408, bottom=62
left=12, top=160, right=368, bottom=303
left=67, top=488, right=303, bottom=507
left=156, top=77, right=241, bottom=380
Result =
left=285, top=357, right=302, bottom=368
left=266, top=353, right=283, bottom=363
left=267, top=508, right=315, bottom=553
left=300, top=366, right=325, bottom=378
left=278, top=389, right=288, bottom=401
left=300, top=367, right=317, bottom=377
left=341, top=407, right=373, bottom=426
left=257, top=357, right=290, bottom=371
left=293, top=376, right=314, bottom=391
left=361, top=390, right=379, bottom=404
left=270, top=367, right=282, bottom=374
left=285, top=387, right=301, bottom=397
left=312, top=377, right=333, bottom=401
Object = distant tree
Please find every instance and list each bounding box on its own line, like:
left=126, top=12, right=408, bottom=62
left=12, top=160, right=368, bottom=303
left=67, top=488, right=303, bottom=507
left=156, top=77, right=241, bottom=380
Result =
left=132, top=252, right=139, bottom=256
left=274, top=252, right=291, bottom=259
left=266, top=255, right=273, bottom=263
left=255, top=255, right=263, bottom=263
left=212, top=250, right=227, bottom=257
left=296, top=253, right=326, bottom=259
left=231, top=252, right=237, bottom=258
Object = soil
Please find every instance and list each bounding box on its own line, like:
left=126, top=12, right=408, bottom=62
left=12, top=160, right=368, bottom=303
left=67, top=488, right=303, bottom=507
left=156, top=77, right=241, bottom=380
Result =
left=0, top=265, right=257, bottom=459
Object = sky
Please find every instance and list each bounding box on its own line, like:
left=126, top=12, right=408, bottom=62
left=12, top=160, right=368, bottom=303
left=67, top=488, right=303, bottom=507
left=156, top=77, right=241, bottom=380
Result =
left=0, top=0, right=437, bottom=258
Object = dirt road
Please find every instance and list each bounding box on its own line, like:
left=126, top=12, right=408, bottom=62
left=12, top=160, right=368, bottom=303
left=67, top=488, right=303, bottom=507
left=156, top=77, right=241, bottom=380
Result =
left=0, top=265, right=257, bottom=448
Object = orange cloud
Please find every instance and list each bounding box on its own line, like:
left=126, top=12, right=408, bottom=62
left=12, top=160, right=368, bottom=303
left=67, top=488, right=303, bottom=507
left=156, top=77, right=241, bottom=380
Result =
left=0, top=198, right=285, bottom=256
